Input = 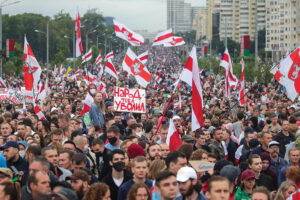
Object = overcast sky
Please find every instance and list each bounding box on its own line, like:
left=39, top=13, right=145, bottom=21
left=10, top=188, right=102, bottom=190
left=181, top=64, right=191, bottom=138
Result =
left=3, top=0, right=206, bottom=32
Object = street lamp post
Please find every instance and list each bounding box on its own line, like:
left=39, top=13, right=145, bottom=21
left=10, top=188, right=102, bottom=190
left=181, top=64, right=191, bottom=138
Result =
left=85, top=25, right=100, bottom=52
left=35, top=21, right=49, bottom=67
left=0, top=0, right=21, bottom=76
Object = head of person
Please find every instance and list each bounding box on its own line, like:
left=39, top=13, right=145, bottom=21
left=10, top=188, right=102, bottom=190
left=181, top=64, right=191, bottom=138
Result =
left=0, top=181, right=21, bottom=200
left=190, top=149, right=208, bottom=161
left=268, top=141, right=280, bottom=160
left=165, top=151, right=187, bottom=174
left=203, top=118, right=211, bottom=129
left=0, top=122, right=13, bottom=137
left=41, top=146, right=59, bottom=168
left=251, top=186, right=271, bottom=200
left=159, top=124, right=169, bottom=143
left=275, top=180, right=297, bottom=200
left=148, top=159, right=166, bottom=180
left=206, top=176, right=230, bottom=200
left=69, top=170, right=90, bottom=196
left=72, top=153, right=87, bottom=172
left=260, top=152, right=271, bottom=171
left=240, top=169, right=256, bottom=192
left=177, top=166, right=201, bottom=197
left=147, top=143, right=161, bottom=161
left=16, top=122, right=26, bottom=137
left=248, top=154, right=262, bottom=174
left=126, top=183, right=150, bottom=200
left=94, top=91, right=105, bottom=112
left=63, top=140, right=77, bottom=155
left=73, top=135, right=89, bottom=153
left=195, top=129, right=207, bottom=146
left=285, top=166, right=300, bottom=185
left=288, top=148, right=300, bottom=165
left=37, top=120, right=50, bottom=133
left=51, top=128, right=64, bottom=144
left=106, top=125, right=120, bottom=146
left=160, top=143, right=169, bottom=159
left=29, top=156, right=50, bottom=175
left=131, top=156, right=148, bottom=180
left=82, top=182, right=110, bottom=200
left=33, top=132, right=45, bottom=147
left=91, top=138, right=105, bottom=156
left=110, top=149, right=126, bottom=172
left=219, top=165, right=241, bottom=191
left=260, top=132, right=272, bottom=148
left=58, top=114, right=70, bottom=129
left=172, top=116, right=181, bottom=128
left=1, top=141, right=20, bottom=162
left=59, top=150, right=73, bottom=170
left=213, top=128, right=223, bottom=143
left=207, top=153, right=218, bottom=164
left=155, top=170, right=178, bottom=200
left=28, top=170, right=51, bottom=198
left=282, top=120, right=289, bottom=131
left=0, top=168, right=13, bottom=184
left=181, top=135, right=195, bottom=146
left=244, top=127, right=255, bottom=144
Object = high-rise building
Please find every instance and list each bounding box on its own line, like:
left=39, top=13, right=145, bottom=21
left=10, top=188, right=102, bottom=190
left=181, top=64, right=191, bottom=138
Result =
left=167, top=0, right=196, bottom=33
left=192, top=7, right=208, bottom=40
left=265, top=0, right=299, bottom=55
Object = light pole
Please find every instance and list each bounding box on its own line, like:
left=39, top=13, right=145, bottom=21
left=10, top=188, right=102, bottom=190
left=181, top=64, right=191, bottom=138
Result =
left=35, top=21, right=49, bottom=67
left=0, top=0, right=21, bottom=76
left=85, top=24, right=100, bottom=52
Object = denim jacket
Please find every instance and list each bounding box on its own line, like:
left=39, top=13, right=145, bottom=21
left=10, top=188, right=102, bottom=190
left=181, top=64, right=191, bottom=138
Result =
left=89, top=104, right=105, bottom=129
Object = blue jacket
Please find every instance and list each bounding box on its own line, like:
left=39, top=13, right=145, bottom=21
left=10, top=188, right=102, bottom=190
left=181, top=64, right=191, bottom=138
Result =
left=89, top=104, right=105, bottom=129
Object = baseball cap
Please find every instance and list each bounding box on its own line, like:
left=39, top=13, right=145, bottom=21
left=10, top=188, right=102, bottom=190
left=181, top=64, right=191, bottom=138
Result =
left=0, top=168, right=13, bottom=178
left=241, top=169, right=256, bottom=181
left=176, top=166, right=197, bottom=182
left=67, top=170, right=89, bottom=182
left=18, top=141, right=28, bottom=148
left=220, top=165, right=241, bottom=183
left=181, top=135, right=194, bottom=142
left=56, top=188, right=78, bottom=200
left=0, top=141, right=19, bottom=150
left=268, top=141, right=280, bottom=148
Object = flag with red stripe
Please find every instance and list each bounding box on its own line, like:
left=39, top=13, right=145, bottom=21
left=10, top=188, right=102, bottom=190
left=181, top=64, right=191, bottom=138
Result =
left=166, top=116, right=182, bottom=152
left=164, top=36, right=185, bottom=47
left=113, top=20, right=144, bottom=46
left=239, top=59, right=245, bottom=106
left=0, top=77, right=6, bottom=88
left=94, top=53, right=103, bottom=65
left=105, top=60, right=118, bottom=80
left=75, top=11, right=83, bottom=57
left=122, top=48, right=152, bottom=88
left=82, top=49, right=92, bottom=63
left=34, top=104, right=45, bottom=120
left=105, top=51, right=114, bottom=61
left=180, top=46, right=204, bottom=131
left=137, top=51, right=148, bottom=64
left=80, top=93, right=94, bottom=116
left=152, top=29, right=173, bottom=46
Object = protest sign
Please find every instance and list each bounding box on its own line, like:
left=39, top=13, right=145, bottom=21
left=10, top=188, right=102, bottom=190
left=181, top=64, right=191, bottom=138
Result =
left=114, top=87, right=146, bottom=113
left=189, top=161, right=215, bottom=173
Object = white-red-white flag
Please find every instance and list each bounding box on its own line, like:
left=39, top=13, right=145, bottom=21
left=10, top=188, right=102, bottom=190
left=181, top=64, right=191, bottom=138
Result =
left=274, top=46, right=300, bottom=101
left=35, top=81, right=46, bottom=103
left=220, top=48, right=239, bottom=98
left=180, top=46, right=204, bottom=131
left=105, top=51, right=114, bottom=61
left=239, top=59, right=245, bottom=106
left=152, top=29, right=173, bottom=46
left=84, top=71, right=97, bottom=84
left=75, top=11, right=83, bottom=57
left=23, top=36, right=42, bottom=93
left=34, top=103, right=45, bottom=120
left=123, top=48, right=152, bottom=87
left=82, top=49, right=92, bottom=64
left=71, top=69, right=80, bottom=80
left=97, top=64, right=104, bottom=78
left=164, top=36, right=185, bottom=47
left=59, top=64, right=65, bottom=76
left=155, top=73, right=162, bottom=84
left=80, top=93, right=94, bottom=116
left=53, top=65, right=58, bottom=76
left=166, top=116, right=182, bottom=152
left=113, top=20, right=144, bottom=46
left=94, top=53, right=103, bottom=65
left=137, top=51, right=149, bottom=65
left=0, top=77, right=6, bottom=88
left=105, top=60, right=118, bottom=80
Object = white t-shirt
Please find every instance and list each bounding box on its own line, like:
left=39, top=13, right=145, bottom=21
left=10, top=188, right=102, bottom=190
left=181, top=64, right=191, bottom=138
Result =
left=113, top=177, right=124, bottom=187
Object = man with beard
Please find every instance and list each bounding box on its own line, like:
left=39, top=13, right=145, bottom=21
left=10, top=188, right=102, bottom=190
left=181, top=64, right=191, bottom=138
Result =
left=69, top=169, right=90, bottom=200
left=28, top=170, right=51, bottom=200
left=105, top=125, right=122, bottom=151
left=208, top=128, right=226, bottom=160
left=102, top=149, right=131, bottom=200
left=177, top=166, right=205, bottom=200
left=1, top=141, right=28, bottom=179
left=147, top=143, right=162, bottom=161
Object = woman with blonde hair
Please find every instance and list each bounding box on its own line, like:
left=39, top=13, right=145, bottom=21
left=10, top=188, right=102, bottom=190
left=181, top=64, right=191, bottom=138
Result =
left=148, top=159, right=166, bottom=180
left=89, top=91, right=105, bottom=131
left=126, top=183, right=151, bottom=200
left=83, top=182, right=111, bottom=200
left=274, top=180, right=297, bottom=200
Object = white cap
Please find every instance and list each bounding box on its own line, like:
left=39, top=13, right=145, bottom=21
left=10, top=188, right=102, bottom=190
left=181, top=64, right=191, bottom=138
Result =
left=268, top=141, right=280, bottom=148
left=172, top=115, right=180, bottom=120
left=176, top=166, right=197, bottom=182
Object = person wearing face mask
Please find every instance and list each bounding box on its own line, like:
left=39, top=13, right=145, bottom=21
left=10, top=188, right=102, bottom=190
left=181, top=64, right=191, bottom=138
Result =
left=89, top=90, right=105, bottom=133
left=105, top=125, right=122, bottom=151
left=102, top=149, right=132, bottom=200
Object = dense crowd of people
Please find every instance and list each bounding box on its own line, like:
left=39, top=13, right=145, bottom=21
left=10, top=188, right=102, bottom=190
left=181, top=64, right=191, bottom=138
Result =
left=0, top=45, right=299, bottom=200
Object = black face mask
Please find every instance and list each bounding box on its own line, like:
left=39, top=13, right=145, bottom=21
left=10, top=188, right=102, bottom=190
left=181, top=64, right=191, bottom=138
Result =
left=112, top=161, right=125, bottom=172
left=94, top=151, right=103, bottom=158
left=204, top=125, right=210, bottom=129
left=108, top=137, right=117, bottom=145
